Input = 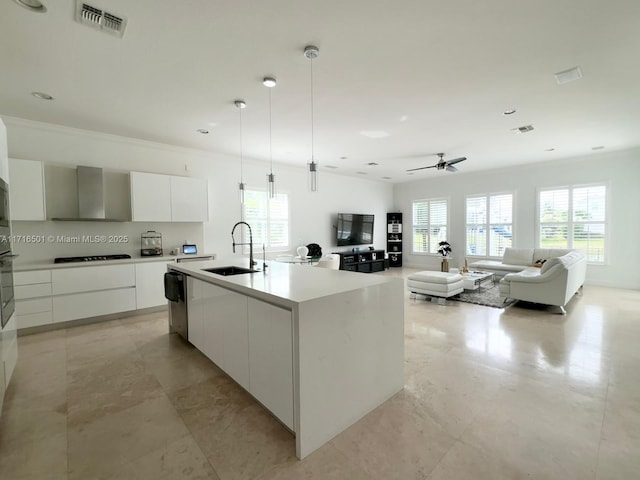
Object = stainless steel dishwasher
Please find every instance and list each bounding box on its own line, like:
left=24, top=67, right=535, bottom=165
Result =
left=164, top=271, right=188, bottom=340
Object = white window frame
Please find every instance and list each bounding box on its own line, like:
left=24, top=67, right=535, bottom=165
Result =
left=242, top=187, right=290, bottom=253
left=536, top=183, right=608, bottom=264
left=465, top=192, right=514, bottom=258
left=411, top=197, right=449, bottom=255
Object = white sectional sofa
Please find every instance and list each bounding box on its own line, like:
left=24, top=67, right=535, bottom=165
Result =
left=470, top=248, right=587, bottom=314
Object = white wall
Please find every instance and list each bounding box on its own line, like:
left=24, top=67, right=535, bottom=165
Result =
left=3, top=117, right=393, bottom=263
left=393, top=148, right=640, bottom=289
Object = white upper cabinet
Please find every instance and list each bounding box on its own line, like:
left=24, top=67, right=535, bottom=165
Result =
left=170, top=176, right=208, bottom=222
left=8, top=158, right=46, bottom=221
left=130, top=171, right=208, bottom=222
left=130, top=171, right=172, bottom=222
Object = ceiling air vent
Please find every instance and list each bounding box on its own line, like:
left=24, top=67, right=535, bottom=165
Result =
left=511, top=125, right=535, bottom=134
left=75, top=1, right=127, bottom=38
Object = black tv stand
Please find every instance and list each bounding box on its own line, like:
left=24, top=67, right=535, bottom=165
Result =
left=335, top=249, right=386, bottom=273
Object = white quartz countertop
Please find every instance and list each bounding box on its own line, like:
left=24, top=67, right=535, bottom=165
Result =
left=13, top=253, right=216, bottom=272
left=168, top=258, right=398, bottom=308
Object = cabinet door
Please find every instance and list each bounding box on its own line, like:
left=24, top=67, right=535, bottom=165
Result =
left=206, top=284, right=248, bottom=389
left=52, top=264, right=136, bottom=295
left=170, top=176, right=208, bottom=222
left=52, top=288, right=136, bottom=322
left=191, top=281, right=249, bottom=390
left=130, top=171, right=172, bottom=222
left=135, top=261, right=172, bottom=309
left=248, top=298, right=294, bottom=429
left=187, top=277, right=204, bottom=351
left=8, top=158, right=46, bottom=220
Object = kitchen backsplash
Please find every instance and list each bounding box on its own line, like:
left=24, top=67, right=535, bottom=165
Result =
left=11, top=221, right=204, bottom=263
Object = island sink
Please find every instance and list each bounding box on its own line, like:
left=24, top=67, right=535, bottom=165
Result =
left=202, top=266, right=258, bottom=276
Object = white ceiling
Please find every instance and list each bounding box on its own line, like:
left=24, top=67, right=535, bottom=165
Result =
left=2, top=0, right=639, bottom=183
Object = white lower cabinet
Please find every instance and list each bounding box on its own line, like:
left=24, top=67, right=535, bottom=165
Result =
left=186, top=277, right=293, bottom=429
left=14, top=270, right=53, bottom=329
left=52, top=288, right=137, bottom=323
left=187, top=278, right=249, bottom=390
left=187, top=276, right=204, bottom=351
left=248, top=298, right=294, bottom=430
left=52, top=264, right=135, bottom=295
left=135, top=261, right=172, bottom=309
left=2, top=314, right=18, bottom=402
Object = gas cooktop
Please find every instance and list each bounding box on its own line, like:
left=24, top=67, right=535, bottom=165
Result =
left=54, top=254, right=132, bottom=264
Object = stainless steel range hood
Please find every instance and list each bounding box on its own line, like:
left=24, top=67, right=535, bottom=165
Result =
left=52, top=166, right=124, bottom=221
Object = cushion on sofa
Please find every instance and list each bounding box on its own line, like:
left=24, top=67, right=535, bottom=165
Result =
left=470, top=260, right=525, bottom=273
left=533, top=248, right=573, bottom=262
left=502, top=248, right=534, bottom=266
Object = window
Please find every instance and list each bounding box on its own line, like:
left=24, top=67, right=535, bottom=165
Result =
left=412, top=198, right=447, bottom=254
left=466, top=193, right=513, bottom=257
left=243, top=189, right=289, bottom=251
left=539, top=184, right=606, bottom=262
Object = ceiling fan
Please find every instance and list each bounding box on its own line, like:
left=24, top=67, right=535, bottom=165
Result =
left=406, top=153, right=467, bottom=172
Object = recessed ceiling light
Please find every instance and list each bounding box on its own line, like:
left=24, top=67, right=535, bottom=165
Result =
left=207, top=122, right=218, bottom=127
left=196, top=129, right=209, bottom=134
left=339, top=156, right=348, bottom=160
left=511, top=125, right=534, bottom=134
left=262, top=77, right=276, bottom=88
left=366, top=162, right=379, bottom=166
left=399, top=115, right=408, bottom=122
left=503, top=109, right=516, bottom=115
left=554, top=66, right=583, bottom=85
left=325, top=165, right=338, bottom=169
left=544, top=148, right=555, bottom=152
left=14, top=0, right=47, bottom=13
left=31, top=91, right=53, bottom=100
left=592, top=145, right=605, bottom=150
left=360, top=130, right=389, bottom=139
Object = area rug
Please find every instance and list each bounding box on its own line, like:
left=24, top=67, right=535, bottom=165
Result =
left=450, top=285, right=518, bottom=309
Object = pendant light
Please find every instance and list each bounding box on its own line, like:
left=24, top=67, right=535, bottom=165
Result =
left=263, top=76, right=277, bottom=198
left=235, top=99, right=247, bottom=204
left=304, top=45, right=320, bottom=192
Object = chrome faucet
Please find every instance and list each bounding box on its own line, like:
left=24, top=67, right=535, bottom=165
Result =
left=231, top=221, right=257, bottom=270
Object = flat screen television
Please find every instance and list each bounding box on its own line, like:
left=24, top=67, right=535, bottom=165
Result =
left=336, top=213, right=374, bottom=246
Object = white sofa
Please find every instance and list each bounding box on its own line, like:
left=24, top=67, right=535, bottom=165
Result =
left=469, top=248, right=575, bottom=278
left=498, top=250, right=586, bottom=314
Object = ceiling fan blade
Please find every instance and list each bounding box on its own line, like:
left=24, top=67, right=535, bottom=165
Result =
left=446, top=156, right=467, bottom=166
left=406, top=165, right=436, bottom=172
left=446, top=165, right=458, bottom=172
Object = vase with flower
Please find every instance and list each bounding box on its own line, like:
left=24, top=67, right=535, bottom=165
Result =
left=437, top=241, right=452, bottom=272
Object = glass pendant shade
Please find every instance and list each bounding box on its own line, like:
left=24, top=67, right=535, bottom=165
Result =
left=267, top=173, right=276, bottom=198
left=308, top=160, right=318, bottom=192
left=239, top=181, right=245, bottom=204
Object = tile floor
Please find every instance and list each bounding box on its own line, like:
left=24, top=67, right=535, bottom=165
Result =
left=1, top=267, right=639, bottom=479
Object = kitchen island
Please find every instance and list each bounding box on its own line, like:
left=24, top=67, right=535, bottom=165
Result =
left=167, top=259, right=404, bottom=459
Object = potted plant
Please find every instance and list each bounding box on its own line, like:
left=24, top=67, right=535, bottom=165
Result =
left=437, top=241, right=452, bottom=272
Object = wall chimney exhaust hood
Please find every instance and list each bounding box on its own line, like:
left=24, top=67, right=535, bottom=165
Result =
left=52, top=166, right=125, bottom=221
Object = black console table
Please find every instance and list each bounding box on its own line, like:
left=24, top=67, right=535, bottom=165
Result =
left=335, top=249, right=386, bottom=273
